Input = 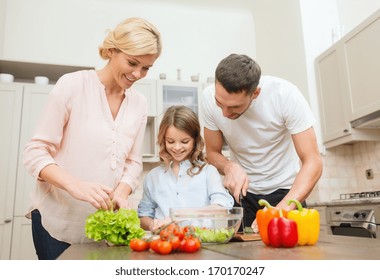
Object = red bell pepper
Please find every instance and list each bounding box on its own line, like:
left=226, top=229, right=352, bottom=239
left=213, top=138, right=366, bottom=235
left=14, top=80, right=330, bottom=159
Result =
left=257, top=199, right=287, bottom=246
left=267, top=209, right=298, bottom=248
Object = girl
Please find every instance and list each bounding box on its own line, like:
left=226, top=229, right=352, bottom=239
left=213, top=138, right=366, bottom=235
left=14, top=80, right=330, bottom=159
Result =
left=138, top=105, right=234, bottom=230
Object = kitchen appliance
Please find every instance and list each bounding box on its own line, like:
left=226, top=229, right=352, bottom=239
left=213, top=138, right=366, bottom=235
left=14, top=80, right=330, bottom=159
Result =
left=327, top=191, right=380, bottom=238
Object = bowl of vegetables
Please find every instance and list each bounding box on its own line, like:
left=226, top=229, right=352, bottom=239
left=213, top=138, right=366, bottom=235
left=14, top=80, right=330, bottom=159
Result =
left=170, top=207, right=243, bottom=244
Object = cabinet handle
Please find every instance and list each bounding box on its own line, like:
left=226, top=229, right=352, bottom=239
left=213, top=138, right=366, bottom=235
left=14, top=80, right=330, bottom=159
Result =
left=343, top=129, right=349, bottom=133
left=4, top=219, right=12, bottom=223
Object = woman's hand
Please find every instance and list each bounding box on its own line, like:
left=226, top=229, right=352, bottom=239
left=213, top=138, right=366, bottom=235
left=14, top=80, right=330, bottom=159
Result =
left=110, top=182, right=132, bottom=210
left=65, top=180, right=114, bottom=210
left=39, top=164, right=114, bottom=210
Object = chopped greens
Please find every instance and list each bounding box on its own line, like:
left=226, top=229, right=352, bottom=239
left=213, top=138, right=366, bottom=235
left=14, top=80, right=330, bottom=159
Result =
left=85, top=208, right=145, bottom=245
left=195, top=227, right=235, bottom=243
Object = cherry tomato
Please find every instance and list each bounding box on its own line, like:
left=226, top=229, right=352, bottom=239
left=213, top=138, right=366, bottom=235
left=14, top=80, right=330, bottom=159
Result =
left=160, top=229, right=170, bottom=241
left=183, top=237, right=201, bottom=253
left=129, top=238, right=149, bottom=252
left=173, top=228, right=184, bottom=240
left=150, top=238, right=161, bottom=253
left=169, top=235, right=181, bottom=251
left=157, top=240, right=172, bottom=255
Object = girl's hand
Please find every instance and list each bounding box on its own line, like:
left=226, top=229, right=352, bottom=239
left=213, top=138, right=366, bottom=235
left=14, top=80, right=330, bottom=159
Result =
left=149, top=217, right=172, bottom=231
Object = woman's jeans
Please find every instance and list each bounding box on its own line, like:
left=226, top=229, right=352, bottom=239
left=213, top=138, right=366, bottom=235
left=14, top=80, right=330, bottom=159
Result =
left=31, top=209, right=70, bottom=260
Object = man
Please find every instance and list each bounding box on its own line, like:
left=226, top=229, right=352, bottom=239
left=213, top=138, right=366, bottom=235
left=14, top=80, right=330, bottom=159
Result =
left=201, top=54, right=323, bottom=230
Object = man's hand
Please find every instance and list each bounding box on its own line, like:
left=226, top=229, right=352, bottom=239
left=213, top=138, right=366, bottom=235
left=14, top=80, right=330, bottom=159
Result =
left=223, top=161, right=250, bottom=202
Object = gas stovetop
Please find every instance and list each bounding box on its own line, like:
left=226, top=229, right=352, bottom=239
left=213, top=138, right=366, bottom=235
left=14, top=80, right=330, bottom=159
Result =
left=339, top=190, right=380, bottom=200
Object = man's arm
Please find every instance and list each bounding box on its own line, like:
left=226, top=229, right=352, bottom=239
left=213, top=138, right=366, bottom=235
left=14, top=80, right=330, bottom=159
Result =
left=204, top=128, right=228, bottom=174
left=276, top=127, right=323, bottom=211
left=204, top=127, right=250, bottom=201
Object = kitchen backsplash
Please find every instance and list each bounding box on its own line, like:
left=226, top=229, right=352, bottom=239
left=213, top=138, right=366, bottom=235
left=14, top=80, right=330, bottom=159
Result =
left=129, top=141, right=380, bottom=209
left=307, top=141, right=380, bottom=203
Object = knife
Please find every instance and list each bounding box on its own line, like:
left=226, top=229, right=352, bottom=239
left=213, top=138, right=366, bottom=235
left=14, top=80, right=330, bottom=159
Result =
left=239, top=191, right=246, bottom=233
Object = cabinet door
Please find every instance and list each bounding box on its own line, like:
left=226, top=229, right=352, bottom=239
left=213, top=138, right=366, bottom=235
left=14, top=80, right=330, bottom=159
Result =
left=343, top=15, right=380, bottom=120
left=14, top=84, right=52, bottom=216
left=316, top=46, right=351, bottom=142
left=157, top=80, right=202, bottom=117
left=10, top=217, right=37, bottom=260
left=133, top=79, right=157, bottom=116
left=0, top=84, right=23, bottom=260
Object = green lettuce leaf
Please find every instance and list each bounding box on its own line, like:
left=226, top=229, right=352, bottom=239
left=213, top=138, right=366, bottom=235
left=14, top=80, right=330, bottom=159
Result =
left=195, top=227, right=235, bottom=243
left=85, top=208, right=145, bottom=245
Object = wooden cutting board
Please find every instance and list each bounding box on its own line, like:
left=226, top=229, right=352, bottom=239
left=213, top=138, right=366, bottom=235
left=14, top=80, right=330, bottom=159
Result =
left=232, top=233, right=261, bottom=242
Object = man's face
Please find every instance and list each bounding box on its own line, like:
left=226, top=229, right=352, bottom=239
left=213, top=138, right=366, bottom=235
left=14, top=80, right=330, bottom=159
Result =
left=214, top=82, right=259, bottom=120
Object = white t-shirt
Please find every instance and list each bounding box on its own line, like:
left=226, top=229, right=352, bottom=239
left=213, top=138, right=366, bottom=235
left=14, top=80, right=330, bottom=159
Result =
left=201, top=75, right=316, bottom=195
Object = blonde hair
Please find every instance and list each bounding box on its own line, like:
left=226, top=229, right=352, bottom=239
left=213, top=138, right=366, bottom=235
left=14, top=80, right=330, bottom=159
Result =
left=158, top=106, right=206, bottom=176
left=99, top=17, right=162, bottom=59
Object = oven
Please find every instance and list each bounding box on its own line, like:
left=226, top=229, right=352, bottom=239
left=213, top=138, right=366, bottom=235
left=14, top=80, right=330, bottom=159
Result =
left=326, top=191, right=380, bottom=239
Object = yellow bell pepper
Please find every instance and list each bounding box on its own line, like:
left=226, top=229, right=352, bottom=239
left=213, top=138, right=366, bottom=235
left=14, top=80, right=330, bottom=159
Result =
left=287, top=199, right=320, bottom=246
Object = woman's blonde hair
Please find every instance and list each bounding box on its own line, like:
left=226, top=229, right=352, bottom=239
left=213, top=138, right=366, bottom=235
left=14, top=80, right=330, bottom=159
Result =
left=99, top=17, right=162, bottom=59
left=158, top=106, right=206, bottom=176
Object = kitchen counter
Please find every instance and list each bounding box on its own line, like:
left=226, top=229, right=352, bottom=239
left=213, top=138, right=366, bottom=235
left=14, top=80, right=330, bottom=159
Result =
left=57, top=234, right=380, bottom=260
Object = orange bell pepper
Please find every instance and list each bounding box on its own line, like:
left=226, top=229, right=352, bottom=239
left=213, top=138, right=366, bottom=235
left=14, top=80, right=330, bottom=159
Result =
left=257, top=199, right=287, bottom=245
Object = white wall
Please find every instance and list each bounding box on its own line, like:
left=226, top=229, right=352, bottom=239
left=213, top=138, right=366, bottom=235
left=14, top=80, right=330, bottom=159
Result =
left=0, top=0, right=255, bottom=82
left=251, top=0, right=309, bottom=105
left=337, top=0, right=380, bottom=34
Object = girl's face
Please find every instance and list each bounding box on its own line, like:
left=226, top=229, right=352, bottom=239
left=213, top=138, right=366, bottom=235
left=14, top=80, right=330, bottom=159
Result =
left=109, top=49, right=157, bottom=89
left=165, top=125, right=194, bottom=164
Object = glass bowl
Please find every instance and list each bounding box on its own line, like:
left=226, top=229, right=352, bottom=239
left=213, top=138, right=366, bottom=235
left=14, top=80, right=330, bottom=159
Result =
left=170, top=207, right=243, bottom=243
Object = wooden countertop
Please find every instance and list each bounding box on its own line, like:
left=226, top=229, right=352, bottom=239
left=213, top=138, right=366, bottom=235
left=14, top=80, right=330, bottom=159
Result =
left=57, top=234, right=380, bottom=260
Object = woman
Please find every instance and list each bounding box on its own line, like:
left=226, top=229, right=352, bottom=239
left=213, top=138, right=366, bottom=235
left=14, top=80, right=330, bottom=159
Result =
left=138, top=106, right=234, bottom=231
left=23, top=17, right=162, bottom=260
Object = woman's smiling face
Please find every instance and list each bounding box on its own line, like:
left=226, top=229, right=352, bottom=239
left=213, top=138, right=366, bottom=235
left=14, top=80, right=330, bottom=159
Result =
left=109, top=49, right=157, bottom=89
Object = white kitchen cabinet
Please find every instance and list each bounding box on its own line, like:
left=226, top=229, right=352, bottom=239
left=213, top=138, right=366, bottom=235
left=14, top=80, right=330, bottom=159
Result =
left=315, top=9, right=380, bottom=148
left=0, top=83, right=23, bottom=260
left=0, top=83, right=47, bottom=260
left=343, top=11, right=380, bottom=122
left=157, top=80, right=202, bottom=118
left=15, top=84, right=52, bottom=217
left=10, top=217, right=36, bottom=260
left=132, top=79, right=159, bottom=161
left=133, top=79, right=157, bottom=117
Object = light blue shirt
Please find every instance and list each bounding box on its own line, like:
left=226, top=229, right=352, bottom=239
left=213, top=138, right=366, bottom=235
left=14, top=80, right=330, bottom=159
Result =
left=138, top=160, right=234, bottom=220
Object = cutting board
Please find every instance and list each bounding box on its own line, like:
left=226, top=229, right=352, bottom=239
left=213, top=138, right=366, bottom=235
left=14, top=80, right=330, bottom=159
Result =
left=232, top=233, right=261, bottom=242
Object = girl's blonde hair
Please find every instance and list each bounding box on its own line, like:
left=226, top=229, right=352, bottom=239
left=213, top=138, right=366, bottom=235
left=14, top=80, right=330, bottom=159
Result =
left=158, top=106, right=206, bottom=176
left=99, top=17, right=162, bottom=59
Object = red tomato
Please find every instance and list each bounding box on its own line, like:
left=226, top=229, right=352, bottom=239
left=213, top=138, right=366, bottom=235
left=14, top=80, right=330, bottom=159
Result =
left=160, top=229, right=170, bottom=241
left=173, top=228, right=184, bottom=240
left=183, top=237, right=201, bottom=253
left=129, top=238, right=149, bottom=252
left=170, top=235, right=181, bottom=251
left=157, top=240, right=172, bottom=255
left=150, top=238, right=161, bottom=253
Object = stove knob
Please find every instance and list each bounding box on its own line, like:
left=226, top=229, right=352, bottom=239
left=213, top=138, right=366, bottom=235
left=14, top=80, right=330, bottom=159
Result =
left=360, top=212, right=367, bottom=218
left=354, top=212, right=360, bottom=219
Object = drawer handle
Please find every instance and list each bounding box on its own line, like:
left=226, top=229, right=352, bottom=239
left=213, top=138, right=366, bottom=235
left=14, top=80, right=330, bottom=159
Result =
left=4, top=219, right=12, bottom=223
